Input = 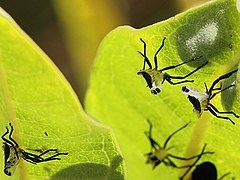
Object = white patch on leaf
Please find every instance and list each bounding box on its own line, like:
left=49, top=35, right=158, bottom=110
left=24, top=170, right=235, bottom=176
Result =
left=186, top=22, right=218, bottom=55
left=237, top=0, right=240, bottom=12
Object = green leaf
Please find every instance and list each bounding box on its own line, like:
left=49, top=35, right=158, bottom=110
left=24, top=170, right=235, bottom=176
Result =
left=85, top=0, right=240, bottom=179
left=0, top=7, right=125, bottom=179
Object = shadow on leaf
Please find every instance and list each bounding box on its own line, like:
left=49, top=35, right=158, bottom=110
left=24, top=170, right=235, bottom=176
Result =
left=51, top=155, right=124, bottom=180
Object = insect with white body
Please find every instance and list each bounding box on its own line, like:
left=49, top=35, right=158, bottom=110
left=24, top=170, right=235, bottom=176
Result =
left=144, top=120, right=213, bottom=169
left=2, top=123, right=68, bottom=176
left=182, top=69, right=239, bottom=124
left=2, top=123, right=20, bottom=176
left=137, top=38, right=208, bottom=95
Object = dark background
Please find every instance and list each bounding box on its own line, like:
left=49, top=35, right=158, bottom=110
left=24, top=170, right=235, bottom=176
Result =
left=0, top=0, right=208, bottom=102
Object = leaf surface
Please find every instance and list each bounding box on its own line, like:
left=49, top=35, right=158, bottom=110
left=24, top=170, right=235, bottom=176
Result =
left=86, top=0, right=240, bottom=178
left=0, top=7, right=125, bottom=180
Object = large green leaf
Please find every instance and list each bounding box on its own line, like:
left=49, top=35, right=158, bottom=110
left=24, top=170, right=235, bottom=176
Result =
left=85, top=0, right=240, bottom=179
left=0, top=7, right=125, bottom=180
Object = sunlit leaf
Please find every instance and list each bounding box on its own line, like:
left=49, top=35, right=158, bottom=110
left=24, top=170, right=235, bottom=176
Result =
left=85, top=0, right=240, bottom=178
left=0, top=7, right=125, bottom=180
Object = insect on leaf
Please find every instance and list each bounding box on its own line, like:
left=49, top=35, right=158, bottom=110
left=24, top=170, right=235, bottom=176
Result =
left=86, top=0, right=240, bottom=179
left=0, top=7, right=125, bottom=179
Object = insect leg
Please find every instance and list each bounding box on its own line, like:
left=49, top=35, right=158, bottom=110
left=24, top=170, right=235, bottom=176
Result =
left=20, top=150, right=44, bottom=163
left=22, top=155, right=37, bottom=164
left=160, top=55, right=203, bottom=71
left=207, top=106, right=235, bottom=124
left=43, top=152, right=68, bottom=162
left=140, top=38, right=147, bottom=70
left=1, top=127, right=12, bottom=145
left=219, top=172, right=231, bottom=180
left=168, top=151, right=213, bottom=161
left=153, top=37, right=166, bottom=70
left=38, top=149, right=58, bottom=157
left=209, top=69, right=238, bottom=93
left=209, top=84, right=235, bottom=100
left=165, top=157, right=194, bottom=169
left=163, top=122, right=190, bottom=149
left=165, top=61, right=208, bottom=79
left=165, top=77, right=193, bottom=85
left=145, top=119, right=160, bottom=149
left=8, top=123, right=19, bottom=148
left=139, top=38, right=152, bottom=69
left=209, top=103, right=239, bottom=118
left=152, top=160, right=161, bottom=169
left=179, top=144, right=210, bottom=179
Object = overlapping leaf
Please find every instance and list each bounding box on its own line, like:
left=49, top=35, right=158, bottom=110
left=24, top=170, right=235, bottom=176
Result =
left=0, top=7, right=125, bottom=180
left=85, top=0, right=240, bottom=178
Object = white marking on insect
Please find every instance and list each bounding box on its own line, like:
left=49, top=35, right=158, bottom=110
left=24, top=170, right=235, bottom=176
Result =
left=182, top=86, right=209, bottom=101
left=182, top=70, right=239, bottom=124
left=137, top=38, right=208, bottom=95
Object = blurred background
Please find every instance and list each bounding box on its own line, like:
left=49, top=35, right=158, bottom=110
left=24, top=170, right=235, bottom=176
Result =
left=0, top=0, right=209, bottom=103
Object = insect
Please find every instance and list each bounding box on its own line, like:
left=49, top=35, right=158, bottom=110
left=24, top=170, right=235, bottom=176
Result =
left=182, top=69, right=239, bottom=124
left=180, top=152, right=231, bottom=180
left=137, top=37, right=208, bottom=95
left=191, top=162, right=231, bottom=180
left=2, top=123, right=68, bottom=176
left=144, top=119, right=213, bottom=169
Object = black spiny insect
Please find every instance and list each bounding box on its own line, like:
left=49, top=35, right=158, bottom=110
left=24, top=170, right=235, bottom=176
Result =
left=180, top=152, right=231, bottom=180
left=2, top=123, right=68, bottom=176
left=137, top=37, right=208, bottom=95
left=191, top=162, right=231, bottom=180
left=182, top=69, right=239, bottom=124
left=144, top=120, right=213, bottom=169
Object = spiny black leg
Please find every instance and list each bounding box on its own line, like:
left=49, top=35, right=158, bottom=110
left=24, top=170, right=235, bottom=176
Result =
left=207, top=107, right=235, bottom=124
left=209, top=103, right=239, bottom=118
left=144, top=131, right=160, bottom=150
left=164, top=158, right=177, bottom=167
left=22, top=156, right=37, bottom=164
left=160, top=55, right=203, bottom=72
left=165, top=78, right=193, bottom=85
left=2, top=126, right=17, bottom=148
left=219, top=172, right=231, bottom=180
left=180, top=144, right=209, bottom=179
left=152, top=160, right=161, bottom=169
left=166, top=157, right=194, bottom=169
left=8, top=123, right=19, bottom=148
left=145, top=119, right=160, bottom=149
left=166, top=146, right=174, bottom=151
left=154, top=37, right=166, bottom=70
left=140, top=38, right=147, bottom=70
left=139, top=38, right=152, bottom=69
left=166, top=61, right=208, bottom=80
left=43, top=152, right=68, bottom=162
left=204, top=82, right=209, bottom=93
left=209, top=69, right=238, bottom=93
left=138, top=51, right=152, bottom=69
left=1, top=127, right=12, bottom=145
left=168, top=151, right=213, bottom=161
left=206, top=82, right=222, bottom=92
left=21, top=150, right=42, bottom=158
left=38, top=149, right=58, bottom=157
left=212, top=84, right=222, bottom=91
left=163, top=122, right=190, bottom=149
left=1, top=126, right=9, bottom=139
left=210, top=84, right=235, bottom=100
left=21, top=150, right=44, bottom=161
